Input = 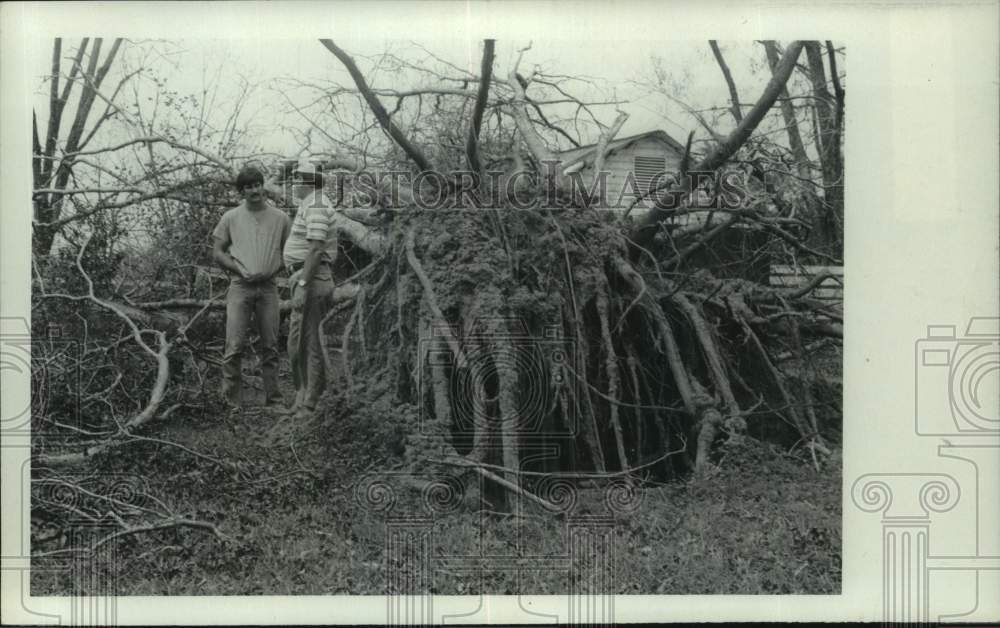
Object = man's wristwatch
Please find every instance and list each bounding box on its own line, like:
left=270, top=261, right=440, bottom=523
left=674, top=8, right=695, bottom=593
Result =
left=296, top=278, right=308, bottom=288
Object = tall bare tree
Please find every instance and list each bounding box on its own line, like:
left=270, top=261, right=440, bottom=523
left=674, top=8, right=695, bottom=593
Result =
left=762, top=40, right=811, bottom=178
left=32, top=38, right=241, bottom=260
left=34, top=38, right=124, bottom=256
left=803, top=41, right=844, bottom=253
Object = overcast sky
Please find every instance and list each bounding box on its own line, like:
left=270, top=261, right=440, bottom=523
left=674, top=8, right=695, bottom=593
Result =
left=32, top=37, right=810, bottom=163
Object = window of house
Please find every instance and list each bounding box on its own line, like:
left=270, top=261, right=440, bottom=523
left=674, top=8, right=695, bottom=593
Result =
left=632, top=155, right=667, bottom=197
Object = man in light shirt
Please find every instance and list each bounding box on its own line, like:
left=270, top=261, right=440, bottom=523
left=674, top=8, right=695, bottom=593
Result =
left=212, top=166, right=291, bottom=409
left=282, top=161, right=339, bottom=419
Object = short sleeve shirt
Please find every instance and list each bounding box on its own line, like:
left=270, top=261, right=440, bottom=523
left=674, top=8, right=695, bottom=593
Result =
left=212, top=202, right=290, bottom=278
left=282, top=190, right=339, bottom=267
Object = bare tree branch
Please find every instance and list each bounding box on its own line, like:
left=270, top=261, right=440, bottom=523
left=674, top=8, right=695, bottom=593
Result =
left=709, top=40, right=743, bottom=124
left=319, top=38, right=435, bottom=172
left=592, top=111, right=629, bottom=187
left=465, top=39, right=495, bottom=178
left=505, top=45, right=559, bottom=169
left=34, top=176, right=219, bottom=230
left=58, top=136, right=232, bottom=172
left=825, top=40, right=845, bottom=154
left=629, top=41, right=805, bottom=247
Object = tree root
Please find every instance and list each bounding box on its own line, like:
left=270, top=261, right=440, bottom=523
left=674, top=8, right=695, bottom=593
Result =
left=565, top=297, right=606, bottom=472
left=596, top=282, right=629, bottom=470
left=732, top=306, right=813, bottom=444
left=341, top=286, right=366, bottom=395
left=494, top=326, right=522, bottom=493
left=673, top=293, right=744, bottom=433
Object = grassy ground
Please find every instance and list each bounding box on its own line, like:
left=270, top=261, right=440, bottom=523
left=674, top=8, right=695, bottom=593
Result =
left=32, top=359, right=841, bottom=596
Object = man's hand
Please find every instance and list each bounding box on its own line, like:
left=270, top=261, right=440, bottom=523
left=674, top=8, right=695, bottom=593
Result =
left=242, top=271, right=269, bottom=284
left=213, top=237, right=245, bottom=276
left=291, top=286, right=308, bottom=311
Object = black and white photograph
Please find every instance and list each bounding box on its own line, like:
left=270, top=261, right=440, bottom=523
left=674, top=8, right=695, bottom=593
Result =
left=24, top=33, right=844, bottom=598
left=3, top=1, right=997, bottom=624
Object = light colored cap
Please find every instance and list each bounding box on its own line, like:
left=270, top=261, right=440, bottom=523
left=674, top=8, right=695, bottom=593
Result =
left=293, top=160, right=318, bottom=176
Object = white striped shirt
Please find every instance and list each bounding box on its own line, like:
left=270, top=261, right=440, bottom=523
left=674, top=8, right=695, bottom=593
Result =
left=282, top=190, right=339, bottom=267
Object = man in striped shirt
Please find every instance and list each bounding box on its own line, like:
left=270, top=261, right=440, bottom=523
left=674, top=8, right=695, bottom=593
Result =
left=282, top=161, right=339, bottom=419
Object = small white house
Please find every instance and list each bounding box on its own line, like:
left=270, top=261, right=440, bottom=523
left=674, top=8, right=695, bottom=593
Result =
left=556, top=130, right=689, bottom=213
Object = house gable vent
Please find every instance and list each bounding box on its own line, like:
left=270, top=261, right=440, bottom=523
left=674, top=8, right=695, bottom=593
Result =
left=632, top=155, right=667, bottom=194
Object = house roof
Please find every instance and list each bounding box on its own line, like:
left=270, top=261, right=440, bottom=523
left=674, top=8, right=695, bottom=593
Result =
left=556, top=129, right=687, bottom=170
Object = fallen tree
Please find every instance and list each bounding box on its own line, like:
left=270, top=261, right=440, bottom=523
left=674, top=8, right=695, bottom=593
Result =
left=312, top=39, right=840, bottom=510
left=31, top=39, right=842, bottom=519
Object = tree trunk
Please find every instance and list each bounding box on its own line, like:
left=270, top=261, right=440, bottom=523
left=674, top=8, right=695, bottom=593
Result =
left=709, top=41, right=743, bottom=124
left=762, top=40, right=810, bottom=179
left=803, top=41, right=843, bottom=255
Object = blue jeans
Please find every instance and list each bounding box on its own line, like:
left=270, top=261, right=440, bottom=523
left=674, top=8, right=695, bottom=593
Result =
left=287, top=270, right=334, bottom=411
left=222, top=278, right=281, bottom=406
